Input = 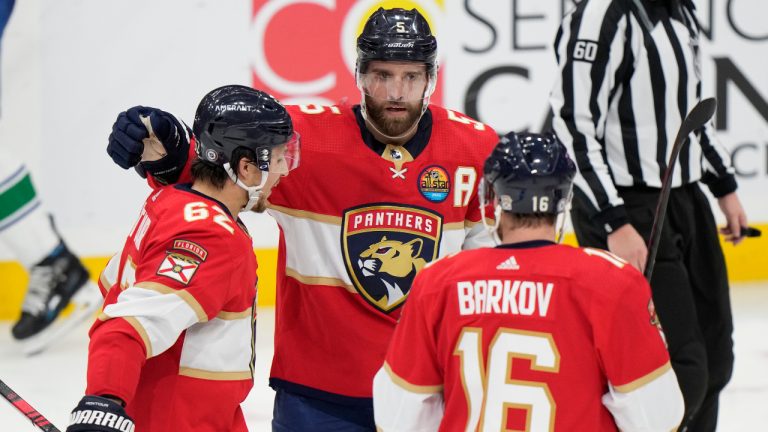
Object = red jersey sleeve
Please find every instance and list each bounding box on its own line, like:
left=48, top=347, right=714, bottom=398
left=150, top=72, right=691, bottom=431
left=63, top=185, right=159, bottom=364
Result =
left=591, top=264, right=671, bottom=388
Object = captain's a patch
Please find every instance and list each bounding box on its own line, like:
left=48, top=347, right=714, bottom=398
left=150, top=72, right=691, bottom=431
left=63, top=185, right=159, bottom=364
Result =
left=156, top=252, right=201, bottom=285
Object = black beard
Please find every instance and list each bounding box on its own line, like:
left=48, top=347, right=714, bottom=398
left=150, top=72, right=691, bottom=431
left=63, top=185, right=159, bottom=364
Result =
left=365, top=96, right=422, bottom=137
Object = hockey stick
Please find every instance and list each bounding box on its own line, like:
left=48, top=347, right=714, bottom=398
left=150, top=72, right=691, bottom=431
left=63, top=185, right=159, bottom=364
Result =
left=644, top=98, right=717, bottom=281
left=0, top=379, right=61, bottom=432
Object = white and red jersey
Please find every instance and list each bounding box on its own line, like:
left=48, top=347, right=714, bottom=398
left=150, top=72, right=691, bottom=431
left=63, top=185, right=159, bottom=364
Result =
left=91, top=185, right=258, bottom=432
left=374, top=241, right=684, bottom=431
left=266, top=104, right=498, bottom=400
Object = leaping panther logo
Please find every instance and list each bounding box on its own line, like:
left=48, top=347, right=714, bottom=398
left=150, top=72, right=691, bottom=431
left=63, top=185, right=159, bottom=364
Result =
left=357, top=236, right=427, bottom=309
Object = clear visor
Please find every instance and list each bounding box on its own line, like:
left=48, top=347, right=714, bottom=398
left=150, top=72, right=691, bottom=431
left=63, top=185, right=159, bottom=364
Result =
left=268, top=132, right=301, bottom=174
left=356, top=70, right=436, bottom=103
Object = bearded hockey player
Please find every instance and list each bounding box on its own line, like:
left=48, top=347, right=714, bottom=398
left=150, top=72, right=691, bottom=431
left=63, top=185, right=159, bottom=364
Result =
left=66, top=85, right=299, bottom=432
left=373, top=132, right=685, bottom=431
left=104, top=7, right=498, bottom=430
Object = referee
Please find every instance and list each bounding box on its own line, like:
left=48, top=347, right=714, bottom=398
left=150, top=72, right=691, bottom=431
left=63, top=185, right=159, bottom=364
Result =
left=550, top=0, right=749, bottom=430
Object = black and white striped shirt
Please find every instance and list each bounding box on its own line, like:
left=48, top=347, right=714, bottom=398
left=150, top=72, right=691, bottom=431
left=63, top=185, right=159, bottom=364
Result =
left=550, top=0, right=736, bottom=228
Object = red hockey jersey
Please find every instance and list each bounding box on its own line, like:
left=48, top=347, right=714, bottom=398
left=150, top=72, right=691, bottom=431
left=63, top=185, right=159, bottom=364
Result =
left=374, top=242, right=683, bottom=431
left=266, top=104, right=498, bottom=400
left=91, top=185, right=258, bottom=432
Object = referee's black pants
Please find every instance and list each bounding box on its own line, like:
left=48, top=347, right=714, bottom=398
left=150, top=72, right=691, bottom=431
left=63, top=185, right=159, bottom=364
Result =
left=571, top=183, right=734, bottom=432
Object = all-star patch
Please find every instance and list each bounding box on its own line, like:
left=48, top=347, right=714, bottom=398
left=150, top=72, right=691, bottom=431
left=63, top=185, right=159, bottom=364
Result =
left=171, top=239, right=208, bottom=261
left=157, top=253, right=201, bottom=285
left=417, top=165, right=450, bottom=203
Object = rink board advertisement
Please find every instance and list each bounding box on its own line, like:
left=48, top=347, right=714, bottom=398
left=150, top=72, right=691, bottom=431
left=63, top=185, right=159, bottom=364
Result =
left=0, top=0, right=766, bottom=318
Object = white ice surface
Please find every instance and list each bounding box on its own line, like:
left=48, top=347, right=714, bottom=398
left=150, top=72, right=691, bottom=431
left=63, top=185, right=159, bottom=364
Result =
left=1, top=284, right=766, bottom=431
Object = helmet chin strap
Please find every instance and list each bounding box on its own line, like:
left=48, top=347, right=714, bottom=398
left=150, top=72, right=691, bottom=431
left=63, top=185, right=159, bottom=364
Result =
left=360, top=92, right=431, bottom=143
left=479, top=196, right=503, bottom=246
left=224, top=162, right=268, bottom=212
left=555, top=184, right=575, bottom=244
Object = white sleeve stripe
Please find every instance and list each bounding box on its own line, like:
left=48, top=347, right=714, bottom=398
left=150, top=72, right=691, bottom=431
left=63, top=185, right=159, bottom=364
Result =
left=135, top=281, right=208, bottom=322
left=603, top=367, right=684, bottom=432
left=373, top=367, right=444, bottom=432
left=103, top=286, right=200, bottom=358
left=180, top=313, right=254, bottom=376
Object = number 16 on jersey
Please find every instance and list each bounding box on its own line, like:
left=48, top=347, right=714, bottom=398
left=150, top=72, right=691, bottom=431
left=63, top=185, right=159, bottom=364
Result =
left=454, top=328, right=560, bottom=431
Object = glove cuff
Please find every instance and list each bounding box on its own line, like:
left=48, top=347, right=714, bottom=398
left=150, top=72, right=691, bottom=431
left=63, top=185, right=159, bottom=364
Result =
left=67, top=395, right=135, bottom=432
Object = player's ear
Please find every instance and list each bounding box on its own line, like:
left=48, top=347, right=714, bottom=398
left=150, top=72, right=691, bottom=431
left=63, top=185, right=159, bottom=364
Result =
left=237, top=158, right=251, bottom=178
left=239, top=158, right=263, bottom=185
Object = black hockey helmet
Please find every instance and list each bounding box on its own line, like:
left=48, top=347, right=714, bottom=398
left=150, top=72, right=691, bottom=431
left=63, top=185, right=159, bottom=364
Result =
left=193, top=85, right=299, bottom=173
left=356, top=7, right=438, bottom=74
left=481, top=132, right=575, bottom=215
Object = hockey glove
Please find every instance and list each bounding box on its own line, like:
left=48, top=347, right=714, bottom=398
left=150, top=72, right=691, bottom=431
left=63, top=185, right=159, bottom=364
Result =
left=107, top=106, right=189, bottom=183
left=66, top=395, right=135, bottom=432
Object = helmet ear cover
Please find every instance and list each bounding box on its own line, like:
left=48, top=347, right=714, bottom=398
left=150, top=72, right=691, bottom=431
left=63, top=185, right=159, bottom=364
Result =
left=482, top=132, right=576, bottom=215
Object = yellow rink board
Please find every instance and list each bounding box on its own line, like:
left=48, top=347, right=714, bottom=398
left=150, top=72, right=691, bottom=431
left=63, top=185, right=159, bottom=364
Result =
left=0, top=226, right=765, bottom=320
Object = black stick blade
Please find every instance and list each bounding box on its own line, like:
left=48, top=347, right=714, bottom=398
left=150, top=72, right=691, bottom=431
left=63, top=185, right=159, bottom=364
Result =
left=677, top=97, right=717, bottom=144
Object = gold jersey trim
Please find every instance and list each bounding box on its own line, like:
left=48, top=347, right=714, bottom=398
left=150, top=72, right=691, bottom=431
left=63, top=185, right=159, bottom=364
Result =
left=123, top=316, right=153, bottom=359
left=285, top=267, right=357, bottom=293
left=267, top=204, right=342, bottom=225
left=99, top=270, right=113, bottom=294
left=178, top=367, right=252, bottom=381
left=216, top=308, right=253, bottom=320
left=613, top=362, right=673, bottom=393
left=384, top=361, right=443, bottom=394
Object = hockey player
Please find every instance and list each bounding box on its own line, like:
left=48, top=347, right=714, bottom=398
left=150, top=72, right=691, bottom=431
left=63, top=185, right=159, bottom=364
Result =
left=1, top=0, right=99, bottom=353
left=373, top=132, right=685, bottom=431
left=66, top=85, right=300, bottom=432
left=105, top=8, right=498, bottom=430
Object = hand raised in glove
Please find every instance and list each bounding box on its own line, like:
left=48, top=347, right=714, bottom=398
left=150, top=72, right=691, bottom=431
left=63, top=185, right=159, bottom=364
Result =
left=107, top=106, right=189, bottom=182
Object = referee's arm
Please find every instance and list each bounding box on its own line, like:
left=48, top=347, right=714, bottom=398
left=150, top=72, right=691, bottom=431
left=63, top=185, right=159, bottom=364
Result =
left=550, top=0, right=633, bottom=232
left=698, top=121, right=738, bottom=198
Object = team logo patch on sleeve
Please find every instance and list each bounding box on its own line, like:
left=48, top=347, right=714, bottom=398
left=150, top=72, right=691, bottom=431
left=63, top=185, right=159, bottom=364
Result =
left=157, top=253, right=201, bottom=285
left=417, top=165, right=450, bottom=203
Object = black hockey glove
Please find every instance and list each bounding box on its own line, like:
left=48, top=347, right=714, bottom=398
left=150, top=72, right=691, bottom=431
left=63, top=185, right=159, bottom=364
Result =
left=107, top=105, right=189, bottom=184
left=66, top=395, right=135, bottom=432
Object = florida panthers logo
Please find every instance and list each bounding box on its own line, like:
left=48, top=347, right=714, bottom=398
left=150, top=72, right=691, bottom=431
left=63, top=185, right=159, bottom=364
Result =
left=358, top=236, right=427, bottom=309
left=342, top=204, right=442, bottom=313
